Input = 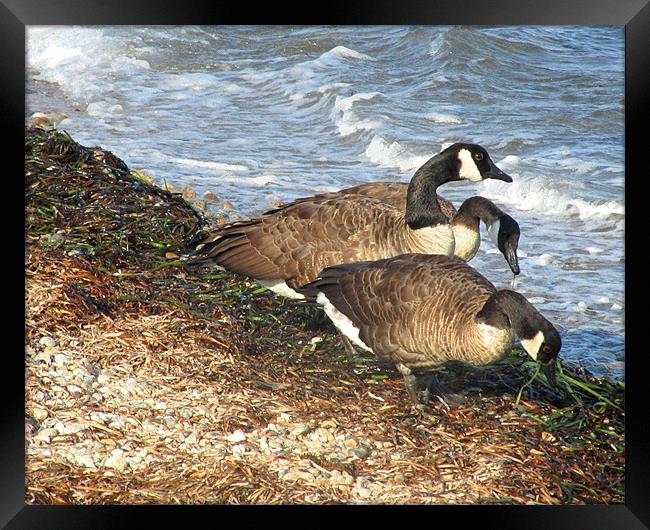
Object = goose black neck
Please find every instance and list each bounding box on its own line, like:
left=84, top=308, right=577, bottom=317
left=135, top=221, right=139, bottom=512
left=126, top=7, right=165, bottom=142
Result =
left=477, top=289, right=549, bottom=337
left=405, top=151, right=459, bottom=230
left=453, top=196, right=503, bottom=229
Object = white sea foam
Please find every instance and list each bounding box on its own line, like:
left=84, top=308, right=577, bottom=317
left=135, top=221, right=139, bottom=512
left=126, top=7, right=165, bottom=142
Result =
left=334, top=92, right=381, bottom=112
left=318, top=45, right=376, bottom=63
left=331, top=92, right=383, bottom=136
left=164, top=73, right=222, bottom=91
left=86, top=102, right=124, bottom=117
left=28, top=27, right=151, bottom=104
left=205, top=174, right=281, bottom=186
left=169, top=158, right=249, bottom=172
left=586, top=246, right=605, bottom=254
left=425, top=113, right=464, bottom=124
left=318, top=82, right=352, bottom=93
left=481, top=172, right=624, bottom=224
left=364, top=136, right=432, bottom=171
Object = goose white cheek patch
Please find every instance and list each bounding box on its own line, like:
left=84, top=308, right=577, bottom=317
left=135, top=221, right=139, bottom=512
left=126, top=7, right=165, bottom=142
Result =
left=457, top=148, right=483, bottom=181
left=520, top=330, right=545, bottom=360
left=487, top=218, right=500, bottom=246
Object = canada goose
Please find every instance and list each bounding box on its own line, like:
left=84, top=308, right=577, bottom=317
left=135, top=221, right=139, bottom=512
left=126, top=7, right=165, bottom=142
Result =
left=450, top=196, right=520, bottom=275
left=281, top=183, right=519, bottom=274
left=188, top=143, right=513, bottom=298
left=298, top=253, right=561, bottom=404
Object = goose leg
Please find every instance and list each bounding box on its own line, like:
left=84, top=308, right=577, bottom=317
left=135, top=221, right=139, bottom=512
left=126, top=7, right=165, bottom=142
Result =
left=396, top=363, right=421, bottom=404
left=340, top=334, right=358, bottom=355
left=421, top=372, right=467, bottom=408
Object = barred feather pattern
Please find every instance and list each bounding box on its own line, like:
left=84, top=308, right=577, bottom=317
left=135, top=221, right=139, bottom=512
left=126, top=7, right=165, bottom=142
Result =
left=301, top=254, right=515, bottom=369
left=190, top=196, right=456, bottom=289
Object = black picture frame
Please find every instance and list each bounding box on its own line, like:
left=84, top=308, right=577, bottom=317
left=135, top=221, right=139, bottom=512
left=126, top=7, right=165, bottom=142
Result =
left=8, top=1, right=644, bottom=527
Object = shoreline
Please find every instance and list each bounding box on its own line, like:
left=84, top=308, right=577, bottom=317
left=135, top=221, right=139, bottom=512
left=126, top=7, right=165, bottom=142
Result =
left=25, top=125, right=624, bottom=504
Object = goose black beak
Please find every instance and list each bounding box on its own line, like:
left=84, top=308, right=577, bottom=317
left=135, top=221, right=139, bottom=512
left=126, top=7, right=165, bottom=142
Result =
left=505, top=246, right=520, bottom=275
left=485, top=159, right=513, bottom=182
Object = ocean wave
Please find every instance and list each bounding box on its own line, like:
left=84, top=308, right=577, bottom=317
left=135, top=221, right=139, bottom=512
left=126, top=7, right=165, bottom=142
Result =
left=28, top=27, right=151, bottom=102
left=364, top=136, right=431, bottom=172
left=425, top=113, right=464, bottom=125
left=481, top=174, right=624, bottom=223
left=169, top=157, right=249, bottom=172
left=317, top=45, right=376, bottom=63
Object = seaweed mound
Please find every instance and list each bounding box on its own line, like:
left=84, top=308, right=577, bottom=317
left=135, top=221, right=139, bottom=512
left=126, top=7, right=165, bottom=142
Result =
left=26, top=126, right=207, bottom=269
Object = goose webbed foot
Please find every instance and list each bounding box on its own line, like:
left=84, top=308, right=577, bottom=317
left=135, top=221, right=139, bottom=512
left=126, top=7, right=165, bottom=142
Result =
left=397, top=364, right=467, bottom=409
left=420, top=373, right=468, bottom=409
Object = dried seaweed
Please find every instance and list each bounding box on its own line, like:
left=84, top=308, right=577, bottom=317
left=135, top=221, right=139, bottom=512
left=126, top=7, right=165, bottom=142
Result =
left=25, top=126, right=624, bottom=505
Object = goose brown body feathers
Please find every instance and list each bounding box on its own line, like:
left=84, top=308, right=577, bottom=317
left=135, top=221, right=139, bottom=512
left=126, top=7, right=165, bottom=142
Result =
left=299, top=253, right=561, bottom=401
left=195, top=196, right=454, bottom=290
left=188, top=143, right=514, bottom=296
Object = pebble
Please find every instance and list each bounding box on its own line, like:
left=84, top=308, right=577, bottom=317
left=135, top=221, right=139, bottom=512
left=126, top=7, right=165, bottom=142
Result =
left=53, top=421, right=66, bottom=434
left=32, top=407, right=48, bottom=422
left=281, top=471, right=315, bottom=482
left=290, top=424, right=312, bottom=437
left=108, top=418, right=125, bottom=431
left=231, top=444, right=247, bottom=457
left=39, top=336, right=58, bottom=348
left=277, top=413, right=293, bottom=424
left=70, top=452, right=97, bottom=470
left=104, top=448, right=127, bottom=472
left=226, top=430, right=247, bottom=443
left=349, top=446, right=371, bottom=459
left=43, top=346, right=60, bottom=356
left=353, top=487, right=373, bottom=498
left=53, top=353, right=70, bottom=366
left=67, top=385, right=85, bottom=397
left=62, top=423, right=87, bottom=435
left=179, top=409, right=194, bottom=420
left=185, top=431, right=199, bottom=445
left=32, top=351, right=53, bottom=365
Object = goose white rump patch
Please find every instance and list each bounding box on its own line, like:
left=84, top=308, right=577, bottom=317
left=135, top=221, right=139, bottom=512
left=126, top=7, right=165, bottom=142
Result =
left=316, top=292, right=372, bottom=352
left=258, top=280, right=305, bottom=299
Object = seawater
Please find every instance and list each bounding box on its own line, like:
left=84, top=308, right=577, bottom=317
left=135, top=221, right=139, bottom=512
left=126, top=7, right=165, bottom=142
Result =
left=26, top=26, right=625, bottom=379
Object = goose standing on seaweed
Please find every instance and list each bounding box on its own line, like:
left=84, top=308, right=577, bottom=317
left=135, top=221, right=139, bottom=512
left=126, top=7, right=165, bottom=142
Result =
left=298, top=253, right=561, bottom=404
left=186, top=143, right=515, bottom=297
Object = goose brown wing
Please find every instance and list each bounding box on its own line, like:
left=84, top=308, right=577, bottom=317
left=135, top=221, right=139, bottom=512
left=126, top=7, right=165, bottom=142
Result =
left=300, top=254, right=494, bottom=357
left=264, top=182, right=457, bottom=222
left=190, top=196, right=402, bottom=287
left=338, top=182, right=457, bottom=222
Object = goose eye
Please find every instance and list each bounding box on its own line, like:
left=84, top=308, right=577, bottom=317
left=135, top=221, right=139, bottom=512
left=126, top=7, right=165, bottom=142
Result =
left=474, top=152, right=484, bottom=161
left=542, top=345, right=552, bottom=354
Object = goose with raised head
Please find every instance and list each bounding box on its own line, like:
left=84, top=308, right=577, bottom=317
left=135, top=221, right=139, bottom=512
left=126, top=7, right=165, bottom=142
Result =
left=298, top=253, right=561, bottom=404
left=285, top=183, right=520, bottom=275
left=187, top=143, right=513, bottom=299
